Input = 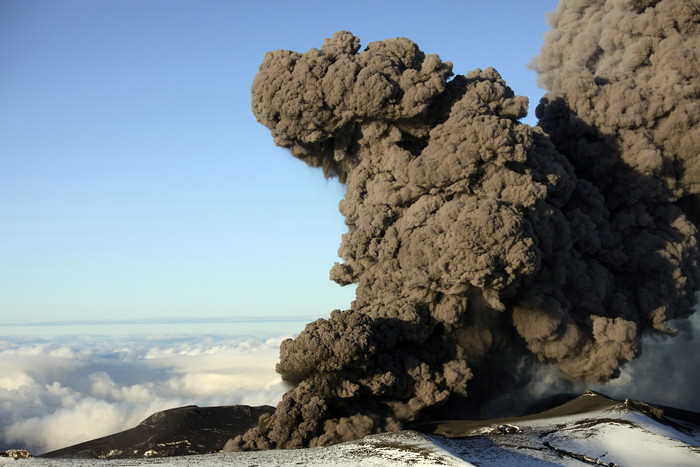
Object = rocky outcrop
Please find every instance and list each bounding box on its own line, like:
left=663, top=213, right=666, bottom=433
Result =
left=0, top=449, right=32, bottom=459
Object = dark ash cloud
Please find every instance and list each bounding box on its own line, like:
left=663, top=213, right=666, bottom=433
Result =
left=237, top=0, right=699, bottom=449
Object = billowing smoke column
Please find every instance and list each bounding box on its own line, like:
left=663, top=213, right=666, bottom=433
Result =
left=235, top=0, right=700, bottom=450
left=528, top=0, right=700, bottom=364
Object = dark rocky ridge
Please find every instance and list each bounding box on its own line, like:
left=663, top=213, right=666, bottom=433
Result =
left=40, top=405, right=274, bottom=459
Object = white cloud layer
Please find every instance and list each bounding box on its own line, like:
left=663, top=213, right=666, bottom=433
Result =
left=0, top=332, right=289, bottom=454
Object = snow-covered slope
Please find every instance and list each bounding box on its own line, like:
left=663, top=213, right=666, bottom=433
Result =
left=3, top=432, right=464, bottom=466
left=4, top=392, right=699, bottom=466
left=430, top=392, right=700, bottom=466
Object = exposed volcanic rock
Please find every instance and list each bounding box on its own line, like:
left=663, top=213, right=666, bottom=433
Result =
left=0, top=449, right=32, bottom=459
left=40, top=405, right=273, bottom=459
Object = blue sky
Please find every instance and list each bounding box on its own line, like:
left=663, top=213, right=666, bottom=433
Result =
left=0, top=0, right=559, bottom=323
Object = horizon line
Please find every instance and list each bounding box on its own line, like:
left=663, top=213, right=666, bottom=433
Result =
left=0, top=315, right=321, bottom=327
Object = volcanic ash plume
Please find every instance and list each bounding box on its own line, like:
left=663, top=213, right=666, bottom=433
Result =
left=236, top=1, right=700, bottom=448
left=529, top=0, right=700, bottom=333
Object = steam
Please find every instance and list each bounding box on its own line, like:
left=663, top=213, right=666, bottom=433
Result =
left=236, top=0, right=699, bottom=450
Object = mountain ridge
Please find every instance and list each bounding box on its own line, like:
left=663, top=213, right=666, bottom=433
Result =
left=34, top=390, right=700, bottom=465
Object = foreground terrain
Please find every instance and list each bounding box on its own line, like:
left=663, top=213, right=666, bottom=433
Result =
left=3, top=391, right=698, bottom=466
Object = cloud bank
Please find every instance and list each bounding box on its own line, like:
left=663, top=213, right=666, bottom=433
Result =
left=0, top=334, right=287, bottom=454
left=236, top=0, right=700, bottom=450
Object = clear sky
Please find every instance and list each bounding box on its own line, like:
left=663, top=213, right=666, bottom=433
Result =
left=0, top=0, right=560, bottom=324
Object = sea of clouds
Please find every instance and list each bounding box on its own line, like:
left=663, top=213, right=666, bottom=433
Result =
left=0, top=325, right=293, bottom=454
